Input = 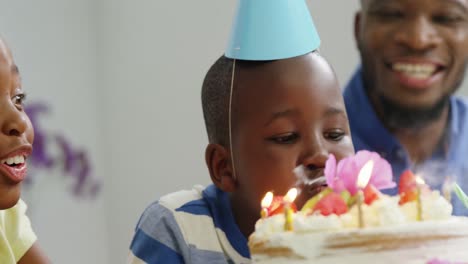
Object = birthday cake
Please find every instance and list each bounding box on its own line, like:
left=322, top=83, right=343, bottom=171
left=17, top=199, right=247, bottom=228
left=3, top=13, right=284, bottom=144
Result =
left=249, top=151, right=468, bottom=264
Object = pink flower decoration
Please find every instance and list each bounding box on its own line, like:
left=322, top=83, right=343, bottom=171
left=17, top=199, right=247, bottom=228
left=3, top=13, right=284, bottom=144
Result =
left=325, top=150, right=395, bottom=195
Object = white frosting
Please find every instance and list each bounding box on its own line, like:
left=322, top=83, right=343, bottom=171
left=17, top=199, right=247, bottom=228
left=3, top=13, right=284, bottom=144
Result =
left=250, top=218, right=468, bottom=264
left=254, top=214, right=286, bottom=237
left=342, top=196, right=406, bottom=228
left=250, top=193, right=467, bottom=264
left=400, top=191, right=453, bottom=221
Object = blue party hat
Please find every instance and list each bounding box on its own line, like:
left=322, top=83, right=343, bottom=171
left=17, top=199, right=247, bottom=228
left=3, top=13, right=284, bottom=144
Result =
left=225, top=0, right=321, bottom=61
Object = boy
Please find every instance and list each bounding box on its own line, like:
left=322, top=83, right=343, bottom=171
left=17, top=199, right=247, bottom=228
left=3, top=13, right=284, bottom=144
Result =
left=129, top=1, right=354, bottom=263
left=0, top=37, right=49, bottom=263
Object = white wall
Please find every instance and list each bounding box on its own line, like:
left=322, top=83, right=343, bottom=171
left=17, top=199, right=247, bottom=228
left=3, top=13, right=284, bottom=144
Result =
left=0, top=1, right=109, bottom=263
left=97, top=1, right=237, bottom=262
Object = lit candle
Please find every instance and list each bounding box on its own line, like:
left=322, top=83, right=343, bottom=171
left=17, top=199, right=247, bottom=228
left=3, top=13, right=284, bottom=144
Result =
left=260, top=192, right=273, bottom=219
left=356, top=160, right=374, bottom=228
left=415, top=176, right=425, bottom=221
left=283, top=188, right=298, bottom=231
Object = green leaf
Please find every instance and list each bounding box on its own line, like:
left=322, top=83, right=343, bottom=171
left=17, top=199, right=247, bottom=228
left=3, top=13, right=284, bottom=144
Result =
left=453, top=183, right=468, bottom=209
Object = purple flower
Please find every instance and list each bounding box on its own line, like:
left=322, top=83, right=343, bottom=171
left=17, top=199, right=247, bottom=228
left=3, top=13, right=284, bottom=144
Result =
left=325, top=150, right=395, bottom=195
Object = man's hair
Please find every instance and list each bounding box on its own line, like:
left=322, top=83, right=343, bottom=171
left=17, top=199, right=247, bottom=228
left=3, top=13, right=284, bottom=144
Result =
left=201, top=55, right=234, bottom=146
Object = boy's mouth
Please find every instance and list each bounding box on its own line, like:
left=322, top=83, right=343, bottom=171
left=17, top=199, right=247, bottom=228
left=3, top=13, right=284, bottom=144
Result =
left=303, top=176, right=327, bottom=197
left=293, top=165, right=327, bottom=197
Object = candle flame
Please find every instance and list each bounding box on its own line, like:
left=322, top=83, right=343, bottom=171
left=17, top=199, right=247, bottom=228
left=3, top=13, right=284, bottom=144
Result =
left=261, top=192, right=273, bottom=208
left=357, top=160, right=374, bottom=188
left=416, top=175, right=425, bottom=185
left=284, top=188, right=298, bottom=203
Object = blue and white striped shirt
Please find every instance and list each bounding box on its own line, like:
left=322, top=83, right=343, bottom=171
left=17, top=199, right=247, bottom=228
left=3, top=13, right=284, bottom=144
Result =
left=128, top=185, right=251, bottom=263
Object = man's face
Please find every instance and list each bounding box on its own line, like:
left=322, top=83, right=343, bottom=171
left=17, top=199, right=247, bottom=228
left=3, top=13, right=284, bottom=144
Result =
left=231, top=53, right=355, bottom=217
left=0, top=39, right=34, bottom=209
left=356, top=0, right=468, bottom=113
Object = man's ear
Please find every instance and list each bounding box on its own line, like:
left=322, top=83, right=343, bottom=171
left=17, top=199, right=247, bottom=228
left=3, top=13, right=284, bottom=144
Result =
left=205, top=143, right=237, bottom=193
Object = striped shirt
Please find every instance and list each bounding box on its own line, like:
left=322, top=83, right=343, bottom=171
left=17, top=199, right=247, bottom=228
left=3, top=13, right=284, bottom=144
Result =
left=128, top=185, right=251, bottom=264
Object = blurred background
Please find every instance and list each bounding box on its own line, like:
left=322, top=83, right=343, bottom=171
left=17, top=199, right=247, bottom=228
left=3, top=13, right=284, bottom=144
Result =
left=1, top=1, right=467, bottom=263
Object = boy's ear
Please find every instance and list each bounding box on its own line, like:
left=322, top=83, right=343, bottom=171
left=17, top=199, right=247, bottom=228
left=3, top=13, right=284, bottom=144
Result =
left=205, top=143, right=237, bottom=193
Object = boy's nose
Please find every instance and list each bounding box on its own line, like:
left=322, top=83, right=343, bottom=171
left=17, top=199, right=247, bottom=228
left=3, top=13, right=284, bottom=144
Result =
left=1, top=107, right=28, bottom=137
left=301, top=143, right=328, bottom=171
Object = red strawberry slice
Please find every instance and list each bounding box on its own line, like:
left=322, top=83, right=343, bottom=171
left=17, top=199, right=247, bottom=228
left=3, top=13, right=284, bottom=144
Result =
left=363, top=185, right=381, bottom=205
left=398, top=170, right=418, bottom=205
left=313, top=192, right=348, bottom=216
left=268, top=196, right=297, bottom=216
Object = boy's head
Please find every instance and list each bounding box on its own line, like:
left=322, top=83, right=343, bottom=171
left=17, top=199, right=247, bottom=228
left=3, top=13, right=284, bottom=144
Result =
left=202, top=51, right=354, bottom=222
left=0, top=37, right=34, bottom=209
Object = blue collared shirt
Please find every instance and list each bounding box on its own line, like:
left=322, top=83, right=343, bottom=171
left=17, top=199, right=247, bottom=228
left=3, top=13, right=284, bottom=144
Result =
left=343, top=67, right=468, bottom=216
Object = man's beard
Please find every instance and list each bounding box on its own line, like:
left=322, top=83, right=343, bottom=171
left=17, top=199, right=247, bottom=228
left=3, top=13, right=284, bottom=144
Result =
left=378, top=95, right=450, bottom=130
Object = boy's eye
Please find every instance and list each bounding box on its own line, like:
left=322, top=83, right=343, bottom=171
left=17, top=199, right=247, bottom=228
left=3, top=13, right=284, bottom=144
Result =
left=433, top=13, right=464, bottom=25
left=370, top=7, right=405, bottom=21
left=324, top=130, right=345, bottom=142
left=12, top=93, right=26, bottom=107
left=268, top=132, right=299, bottom=144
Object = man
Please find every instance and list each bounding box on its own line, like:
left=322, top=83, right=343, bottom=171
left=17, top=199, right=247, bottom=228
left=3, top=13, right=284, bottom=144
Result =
left=344, top=0, right=468, bottom=215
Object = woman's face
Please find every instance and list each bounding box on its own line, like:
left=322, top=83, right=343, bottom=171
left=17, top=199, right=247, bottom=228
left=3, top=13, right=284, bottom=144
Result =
left=0, top=39, right=34, bottom=209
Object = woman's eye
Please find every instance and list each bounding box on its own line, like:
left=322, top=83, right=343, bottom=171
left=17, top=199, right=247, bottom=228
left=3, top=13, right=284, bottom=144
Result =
left=268, top=133, right=299, bottom=144
left=324, top=130, right=345, bottom=142
left=12, top=93, right=26, bottom=107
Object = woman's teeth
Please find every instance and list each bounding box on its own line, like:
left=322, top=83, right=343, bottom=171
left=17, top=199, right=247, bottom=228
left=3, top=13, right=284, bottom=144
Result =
left=392, top=62, right=437, bottom=79
left=1, top=155, right=25, bottom=166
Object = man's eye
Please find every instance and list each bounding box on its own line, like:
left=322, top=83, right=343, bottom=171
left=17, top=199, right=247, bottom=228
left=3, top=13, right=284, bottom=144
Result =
left=268, top=133, right=299, bottom=144
left=324, top=130, right=345, bottom=142
left=12, top=93, right=26, bottom=107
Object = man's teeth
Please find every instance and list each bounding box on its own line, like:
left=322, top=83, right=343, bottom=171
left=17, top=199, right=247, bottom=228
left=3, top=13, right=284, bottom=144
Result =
left=393, top=63, right=437, bottom=79
left=1, top=155, right=25, bottom=165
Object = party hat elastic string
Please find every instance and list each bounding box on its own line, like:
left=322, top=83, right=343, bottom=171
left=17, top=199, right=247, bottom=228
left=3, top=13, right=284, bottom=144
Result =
left=228, top=59, right=237, bottom=181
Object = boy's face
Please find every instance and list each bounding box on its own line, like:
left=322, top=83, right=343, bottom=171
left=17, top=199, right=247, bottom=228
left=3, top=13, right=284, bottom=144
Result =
left=0, top=39, right=34, bottom=209
left=231, top=53, right=354, bottom=214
